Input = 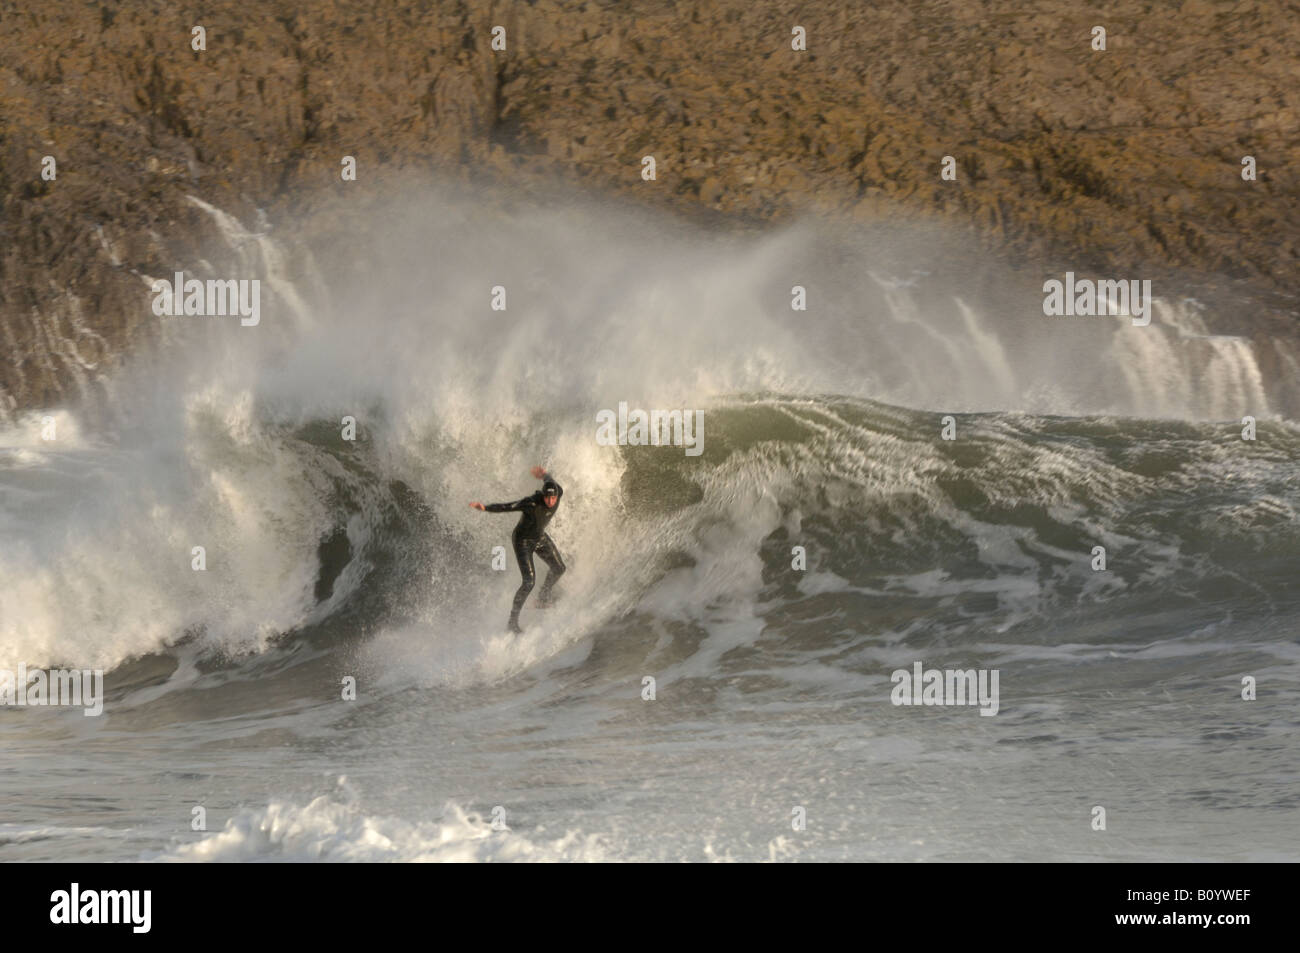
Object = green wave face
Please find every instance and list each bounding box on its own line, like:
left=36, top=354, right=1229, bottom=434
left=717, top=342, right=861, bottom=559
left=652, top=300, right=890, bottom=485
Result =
left=610, top=396, right=1300, bottom=651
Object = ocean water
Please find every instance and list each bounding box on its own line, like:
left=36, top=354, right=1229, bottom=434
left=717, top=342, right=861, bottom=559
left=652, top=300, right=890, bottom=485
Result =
left=2, top=192, right=1297, bottom=862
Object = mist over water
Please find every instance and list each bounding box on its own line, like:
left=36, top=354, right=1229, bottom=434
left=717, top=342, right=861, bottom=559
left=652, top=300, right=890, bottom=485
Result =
left=2, top=187, right=1297, bottom=862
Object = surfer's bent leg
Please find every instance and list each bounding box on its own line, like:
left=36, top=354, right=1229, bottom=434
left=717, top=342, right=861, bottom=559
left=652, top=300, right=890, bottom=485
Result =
left=534, top=534, right=565, bottom=603
left=509, top=529, right=537, bottom=632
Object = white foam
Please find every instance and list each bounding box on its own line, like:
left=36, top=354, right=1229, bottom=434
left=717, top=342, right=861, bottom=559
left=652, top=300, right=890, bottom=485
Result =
left=156, top=784, right=607, bottom=863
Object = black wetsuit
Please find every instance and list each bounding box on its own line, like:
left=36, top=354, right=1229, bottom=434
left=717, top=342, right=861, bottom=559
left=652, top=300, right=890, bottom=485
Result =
left=485, top=476, right=565, bottom=632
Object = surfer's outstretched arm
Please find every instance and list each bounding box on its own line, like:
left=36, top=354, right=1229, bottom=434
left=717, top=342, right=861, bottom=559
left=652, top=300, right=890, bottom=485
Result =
left=480, top=498, right=529, bottom=513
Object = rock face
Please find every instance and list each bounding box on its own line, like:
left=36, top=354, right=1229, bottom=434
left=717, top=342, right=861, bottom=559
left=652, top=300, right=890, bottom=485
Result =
left=2, top=0, right=1297, bottom=416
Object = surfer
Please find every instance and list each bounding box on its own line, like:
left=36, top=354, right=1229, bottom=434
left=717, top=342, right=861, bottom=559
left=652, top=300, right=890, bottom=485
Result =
left=470, top=466, right=565, bottom=634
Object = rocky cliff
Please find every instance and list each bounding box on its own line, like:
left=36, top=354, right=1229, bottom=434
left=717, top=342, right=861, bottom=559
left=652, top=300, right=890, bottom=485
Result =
left=3, top=0, right=1297, bottom=415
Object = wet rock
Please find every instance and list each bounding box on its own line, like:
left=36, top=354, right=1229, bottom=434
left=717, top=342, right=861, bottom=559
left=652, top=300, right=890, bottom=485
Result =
left=1, top=0, right=1297, bottom=416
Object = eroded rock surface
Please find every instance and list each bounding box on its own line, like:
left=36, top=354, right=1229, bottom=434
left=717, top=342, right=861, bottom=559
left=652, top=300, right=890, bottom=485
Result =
left=3, top=0, right=1296, bottom=414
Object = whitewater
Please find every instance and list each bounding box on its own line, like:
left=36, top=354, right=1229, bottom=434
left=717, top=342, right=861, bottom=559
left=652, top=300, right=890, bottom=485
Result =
left=1, top=188, right=1297, bottom=861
